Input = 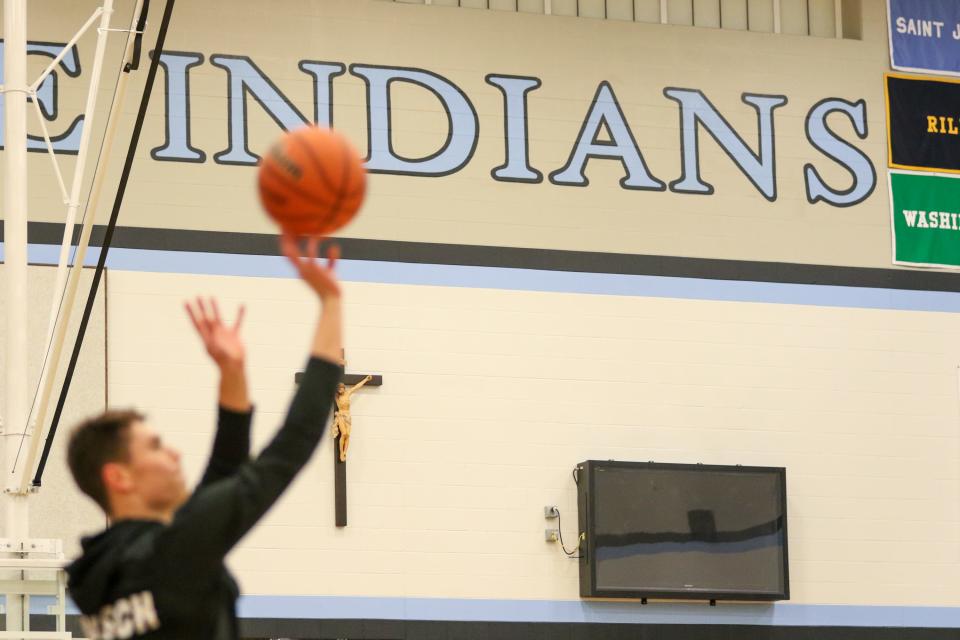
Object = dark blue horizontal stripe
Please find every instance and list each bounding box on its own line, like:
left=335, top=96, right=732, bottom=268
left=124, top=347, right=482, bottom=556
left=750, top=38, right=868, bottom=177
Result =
left=6, top=222, right=960, bottom=293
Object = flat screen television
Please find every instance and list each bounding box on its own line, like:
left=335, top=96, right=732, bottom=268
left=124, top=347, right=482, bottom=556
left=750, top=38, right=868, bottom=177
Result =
left=576, top=460, right=789, bottom=601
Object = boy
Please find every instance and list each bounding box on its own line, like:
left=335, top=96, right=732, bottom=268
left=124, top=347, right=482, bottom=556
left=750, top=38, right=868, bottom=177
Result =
left=66, top=235, right=341, bottom=639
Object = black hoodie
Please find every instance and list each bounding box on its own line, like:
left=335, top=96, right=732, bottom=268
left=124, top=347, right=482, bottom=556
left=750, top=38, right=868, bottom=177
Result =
left=67, top=356, right=341, bottom=640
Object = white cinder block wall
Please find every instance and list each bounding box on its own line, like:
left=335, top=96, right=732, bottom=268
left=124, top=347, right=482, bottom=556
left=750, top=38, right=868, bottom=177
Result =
left=105, top=268, right=960, bottom=607
left=0, top=265, right=107, bottom=558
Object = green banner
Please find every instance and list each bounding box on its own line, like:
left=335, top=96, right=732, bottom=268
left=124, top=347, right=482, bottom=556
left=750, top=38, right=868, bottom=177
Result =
left=890, top=171, right=960, bottom=268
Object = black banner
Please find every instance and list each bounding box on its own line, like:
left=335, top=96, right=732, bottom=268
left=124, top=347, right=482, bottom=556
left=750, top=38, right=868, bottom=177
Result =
left=886, top=73, right=960, bottom=173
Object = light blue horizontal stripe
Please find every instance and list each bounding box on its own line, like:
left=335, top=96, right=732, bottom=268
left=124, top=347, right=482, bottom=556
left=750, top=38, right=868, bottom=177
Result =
left=5, top=243, right=960, bottom=314
left=235, top=596, right=958, bottom=627
left=22, top=594, right=960, bottom=627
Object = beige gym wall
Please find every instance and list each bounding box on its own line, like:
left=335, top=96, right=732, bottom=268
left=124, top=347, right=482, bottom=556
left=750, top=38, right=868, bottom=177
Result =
left=4, top=0, right=958, bottom=621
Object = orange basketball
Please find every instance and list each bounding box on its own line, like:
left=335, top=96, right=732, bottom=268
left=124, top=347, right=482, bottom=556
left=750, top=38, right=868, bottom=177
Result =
left=258, top=125, right=366, bottom=235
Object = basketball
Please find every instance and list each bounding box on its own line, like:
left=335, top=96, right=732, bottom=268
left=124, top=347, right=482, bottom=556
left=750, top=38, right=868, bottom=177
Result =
left=257, top=125, right=366, bottom=235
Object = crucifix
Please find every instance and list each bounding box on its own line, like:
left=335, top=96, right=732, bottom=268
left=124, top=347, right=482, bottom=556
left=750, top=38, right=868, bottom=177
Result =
left=295, top=350, right=381, bottom=527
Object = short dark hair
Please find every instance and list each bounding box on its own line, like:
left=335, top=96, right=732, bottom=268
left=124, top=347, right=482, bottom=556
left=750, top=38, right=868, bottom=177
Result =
left=67, top=409, right=143, bottom=512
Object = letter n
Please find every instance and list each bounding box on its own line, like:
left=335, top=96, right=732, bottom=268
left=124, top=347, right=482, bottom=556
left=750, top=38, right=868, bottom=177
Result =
left=130, top=591, right=160, bottom=633
left=664, top=88, right=787, bottom=201
left=211, top=55, right=309, bottom=165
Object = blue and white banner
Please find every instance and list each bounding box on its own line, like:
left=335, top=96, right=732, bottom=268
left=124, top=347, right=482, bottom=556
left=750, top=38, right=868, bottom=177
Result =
left=888, top=0, right=960, bottom=76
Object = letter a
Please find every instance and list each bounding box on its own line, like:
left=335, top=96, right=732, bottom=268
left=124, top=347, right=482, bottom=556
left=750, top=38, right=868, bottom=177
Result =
left=550, top=81, right=664, bottom=190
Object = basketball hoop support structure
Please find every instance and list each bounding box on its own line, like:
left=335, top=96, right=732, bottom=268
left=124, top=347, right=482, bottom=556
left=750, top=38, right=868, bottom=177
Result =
left=14, top=0, right=149, bottom=497
left=1, top=0, right=146, bottom=634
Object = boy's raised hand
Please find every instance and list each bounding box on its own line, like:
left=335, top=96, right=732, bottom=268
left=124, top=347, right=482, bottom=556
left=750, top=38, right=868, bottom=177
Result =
left=280, top=232, right=341, bottom=301
left=185, top=297, right=246, bottom=370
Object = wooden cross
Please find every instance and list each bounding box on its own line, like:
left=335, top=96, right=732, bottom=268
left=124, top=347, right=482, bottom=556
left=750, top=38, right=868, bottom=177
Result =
left=295, top=351, right=381, bottom=527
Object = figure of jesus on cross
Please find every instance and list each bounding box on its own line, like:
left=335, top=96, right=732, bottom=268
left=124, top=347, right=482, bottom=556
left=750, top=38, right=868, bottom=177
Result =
left=332, top=374, right=373, bottom=462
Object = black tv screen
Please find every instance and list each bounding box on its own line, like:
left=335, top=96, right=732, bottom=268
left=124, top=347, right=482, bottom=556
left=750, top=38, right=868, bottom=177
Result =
left=577, top=460, right=788, bottom=601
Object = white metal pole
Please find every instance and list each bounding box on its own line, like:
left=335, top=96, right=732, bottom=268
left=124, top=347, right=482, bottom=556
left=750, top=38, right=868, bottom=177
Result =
left=3, top=0, right=31, bottom=631
left=18, top=0, right=146, bottom=494
left=31, top=0, right=115, bottom=457
left=39, top=4, right=111, bottom=289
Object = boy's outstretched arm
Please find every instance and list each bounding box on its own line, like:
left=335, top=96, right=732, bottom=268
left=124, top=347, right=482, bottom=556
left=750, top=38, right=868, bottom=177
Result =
left=160, top=234, right=344, bottom=578
left=283, top=234, right=342, bottom=363
left=186, top=298, right=252, bottom=486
